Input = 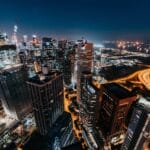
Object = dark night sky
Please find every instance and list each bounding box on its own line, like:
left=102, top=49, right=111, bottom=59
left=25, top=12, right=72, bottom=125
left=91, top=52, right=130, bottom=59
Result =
left=0, top=0, right=150, bottom=41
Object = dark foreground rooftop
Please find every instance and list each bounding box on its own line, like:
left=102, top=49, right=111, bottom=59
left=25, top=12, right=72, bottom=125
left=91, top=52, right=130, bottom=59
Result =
left=103, top=83, right=135, bottom=99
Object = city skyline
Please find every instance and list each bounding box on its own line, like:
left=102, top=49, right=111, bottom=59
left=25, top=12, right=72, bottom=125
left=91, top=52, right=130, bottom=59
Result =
left=0, top=0, right=150, bottom=41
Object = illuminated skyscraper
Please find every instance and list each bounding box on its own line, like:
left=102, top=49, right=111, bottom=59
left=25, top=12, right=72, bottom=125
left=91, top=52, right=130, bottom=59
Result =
left=79, top=71, right=104, bottom=150
left=0, top=44, right=18, bottom=68
left=80, top=71, right=100, bottom=128
left=11, top=25, right=18, bottom=44
left=42, top=37, right=56, bottom=69
left=27, top=69, right=64, bottom=135
left=76, top=41, right=93, bottom=101
left=121, top=97, right=150, bottom=150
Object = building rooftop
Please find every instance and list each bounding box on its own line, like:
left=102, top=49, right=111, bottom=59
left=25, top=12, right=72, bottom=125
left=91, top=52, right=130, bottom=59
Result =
left=27, top=70, right=62, bottom=85
left=103, top=83, right=135, bottom=99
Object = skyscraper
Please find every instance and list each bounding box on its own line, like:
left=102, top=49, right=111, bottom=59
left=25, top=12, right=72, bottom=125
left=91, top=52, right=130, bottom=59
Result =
left=121, top=97, right=150, bottom=150
left=79, top=71, right=104, bottom=150
left=27, top=69, right=64, bottom=135
left=0, top=65, right=32, bottom=120
left=76, top=41, right=93, bottom=101
left=80, top=71, right=100, bottom=128
left=99, top=83, right=137, bottom=138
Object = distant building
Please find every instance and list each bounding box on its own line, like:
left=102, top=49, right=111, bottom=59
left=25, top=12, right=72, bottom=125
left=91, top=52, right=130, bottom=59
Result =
left=0, top=44, right=18, bottom=69
left=0, top=32, right=7, bottom=46
left=41, top=37, right=57, bottom=68
left=27, top=69, right=64, bottom=135
left=0, top=65, right=32, bottom=120
left=121, top=97, right=150, bottom=150
left=58, top=40, right=67, bottom=50
left=99, top=83, right=137, bottom=138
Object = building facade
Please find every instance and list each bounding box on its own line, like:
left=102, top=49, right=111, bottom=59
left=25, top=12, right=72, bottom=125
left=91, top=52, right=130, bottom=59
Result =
left=0, top=65, right=32, bottom=120
left=99, top=83, right=137, bottom=138
left=80, top=71, right=104, bottom=150
left=27, top=70, right=64, bottom=135
left=121, top=97, right=150, bottom=150
left=76, top=41, right=93, bottom=101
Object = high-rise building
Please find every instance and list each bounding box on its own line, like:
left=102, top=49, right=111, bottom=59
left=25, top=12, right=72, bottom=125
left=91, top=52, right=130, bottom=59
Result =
left=76, top=41, right=93, bottom=101
left=42, top=37, right=56, bottom=69
left=23, top=112, right=77, bottom=150
left=27, top=69, right=64, bottom=135
left=80, top=71, right=100, bottom=128
left=99, top=83, right=137, bottom=138
left=79, top=71, right=104, bottom=150
left=121, top=97, right=150, bottom=150
left=0, top=44, right=18, bottom=69
left=0, top=65, right=32, bottom=120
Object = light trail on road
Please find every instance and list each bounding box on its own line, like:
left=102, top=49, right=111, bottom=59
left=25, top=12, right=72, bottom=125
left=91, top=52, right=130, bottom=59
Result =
left=110, top=68, right=150, bottom=90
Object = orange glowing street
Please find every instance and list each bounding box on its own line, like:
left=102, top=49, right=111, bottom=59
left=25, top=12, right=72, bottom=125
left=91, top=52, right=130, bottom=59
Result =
left=110, top=68, right=150, bottom=90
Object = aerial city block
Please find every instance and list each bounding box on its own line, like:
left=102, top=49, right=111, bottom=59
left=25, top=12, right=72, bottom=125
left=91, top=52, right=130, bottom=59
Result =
left=0, top=0, right=150, bottom=150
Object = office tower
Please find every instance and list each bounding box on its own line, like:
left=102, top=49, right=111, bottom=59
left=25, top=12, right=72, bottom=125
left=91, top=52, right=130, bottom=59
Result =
left=0, top=65, right=32, bottom=120
left=0, top=44, right=19, bottom=69
left=76, top=41, right=93, bottom=101
left=42, top=37, right=54, bottom=50
left=42, top=37, right=57, bottom=69
left=80, top=71, right=104, bottom=150
left=80, top=71, right=100, bottom=128
left=99, top=83, right=137, bottom=138
left=28, top=35, right=41, bottom=59
left=121, top=97, right=150, bottom=150
left=11, top=25, right=18, bottom=44
left=63, top=49, right=76, bottom=86
left=27, top=68, right=64, bottom=135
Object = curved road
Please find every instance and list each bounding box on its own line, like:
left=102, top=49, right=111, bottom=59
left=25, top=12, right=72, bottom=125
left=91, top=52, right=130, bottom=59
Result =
left=110, top=68, right=150, bottom=90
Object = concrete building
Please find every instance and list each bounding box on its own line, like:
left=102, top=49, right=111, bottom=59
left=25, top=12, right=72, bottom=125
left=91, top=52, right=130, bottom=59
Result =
left=76, top=41, right=93, bottom=101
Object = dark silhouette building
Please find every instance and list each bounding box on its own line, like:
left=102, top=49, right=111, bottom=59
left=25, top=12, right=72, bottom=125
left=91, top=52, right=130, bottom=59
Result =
left=23, top=112, right=76, bottom=150
left=0, top=65, right=32, bottom=120
left=27, top=70, right=64, bottom=135
left=99, top=83, right=137, bottom=138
